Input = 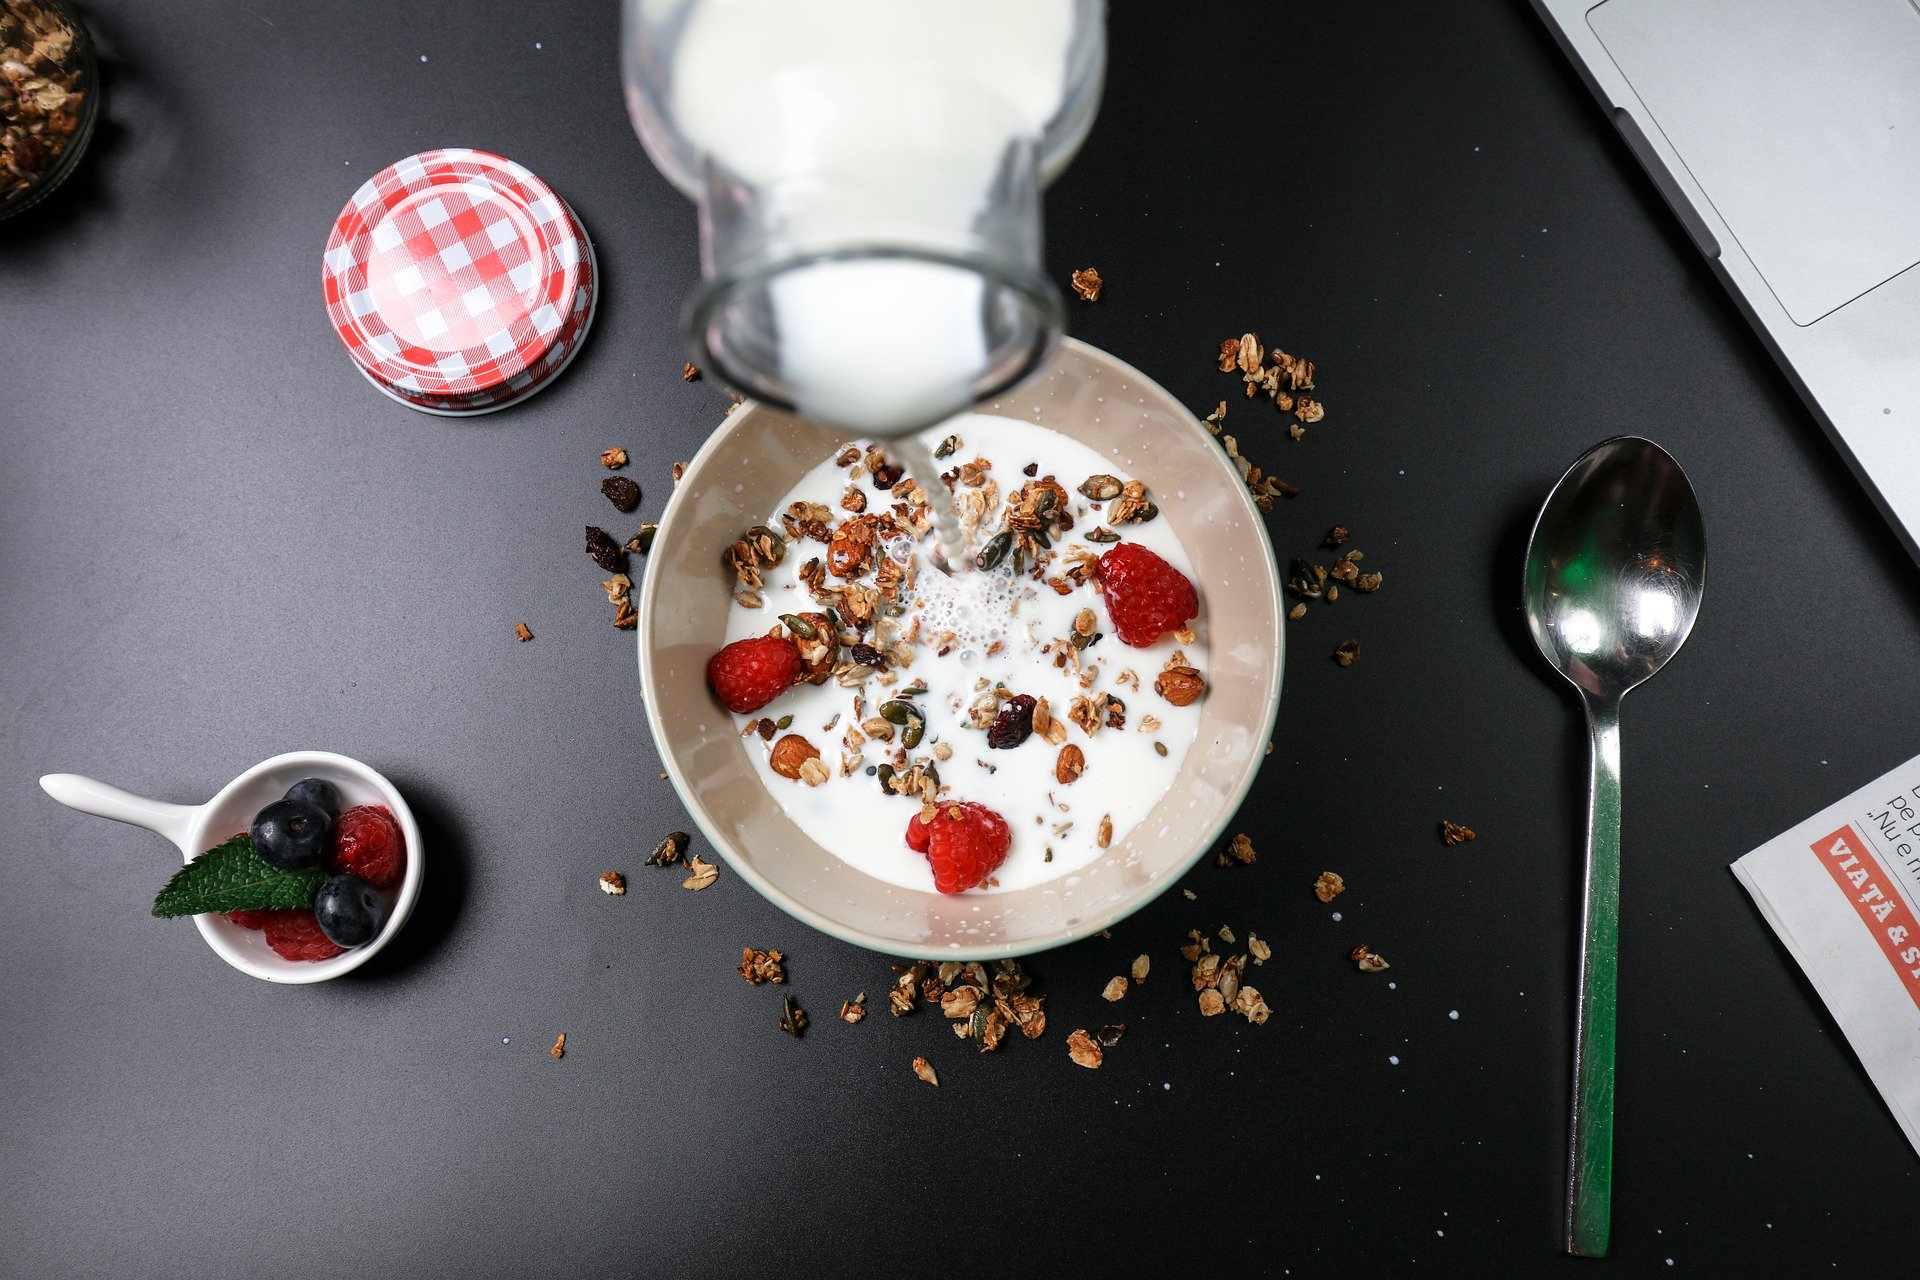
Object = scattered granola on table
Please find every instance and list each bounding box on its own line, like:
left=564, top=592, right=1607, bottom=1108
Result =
left=648, top=831, right=689, bottom=867
left=1066, top=1029, right=1103, bottom=1068
left=1333, top=638, right=1361, bottom=668
left=680, top=855, right=718, bottom=891
left=585, top=525, right=626, bottom=574
left=778, top=995, right=807, bottom=1037
left=1314, top=870, right=1345, bottom=903
left=600, top=447, right=628, bottom=469
left=601, top=475, right=641, bottom=512
left=681, top=361, right=700, bottom=381
left=739, top=946, right=786, bottom=985
left=840, top=994, right=868, bottom=1024
left=514, top=622, right=533, bottom=642
left=1069, top=266, right=1103, bottom=302
left=1215, top=332, right=1323, bottom=437
left=1351, top=944, right=1391, bottom=974
left=1441, top=819, right=1476, bottom=846
left=1183, top=926, right=1271, bottom=1025
left=911, top=1056, right=939, bottom=1086
left=1101, top=976, right=1128, bottom=1002
left=1200, top=398, right=1300, bottom=511
left=1221, top=832, right=1256, bottom=866
left=598, top=871, right=626, bottom=896
left=549, top=1032, right=566, bottom=1059
left=1130, top=953, right=1150, bottom=985
left=891, top=958, right=1046, bottom=1053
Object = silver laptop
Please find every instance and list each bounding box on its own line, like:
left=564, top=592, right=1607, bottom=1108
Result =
left=1533, top=0, right=1920, bottom=559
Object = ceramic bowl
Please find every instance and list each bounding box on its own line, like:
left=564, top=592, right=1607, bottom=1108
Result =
left=40, top=751, right=423, bottom=983
left=638, top=338, right=1282, bottom=959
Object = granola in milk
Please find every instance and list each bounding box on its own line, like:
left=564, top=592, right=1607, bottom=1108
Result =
left=704, top=416, right=1210, bottom=895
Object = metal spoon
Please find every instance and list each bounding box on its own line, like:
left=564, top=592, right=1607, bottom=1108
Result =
left=1522, top=436, right=1706, bottom=1258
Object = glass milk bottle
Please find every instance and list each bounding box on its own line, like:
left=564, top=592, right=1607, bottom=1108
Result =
left=621, top=0, right=1106, bottom=437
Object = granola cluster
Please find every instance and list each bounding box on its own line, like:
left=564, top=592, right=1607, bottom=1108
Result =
left=887, top=957, right=1047, bottom=1054
left=1182, top=928, right=1271, bottom=1025
left=1216, top=331, right=1323, bottom=428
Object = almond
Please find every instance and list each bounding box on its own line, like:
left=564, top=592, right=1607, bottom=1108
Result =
left=1154, top=665, right=1206, bottom=707
left=768, top=734, right=821, bottom=780
left=1055, top=743, right=1086, bottom=786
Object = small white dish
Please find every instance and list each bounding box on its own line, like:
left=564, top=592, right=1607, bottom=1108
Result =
left=40, top=751, right=423, bottom=984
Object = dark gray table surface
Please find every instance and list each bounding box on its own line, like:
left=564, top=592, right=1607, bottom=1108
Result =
left=6, top=2, right=1918, bottom=1276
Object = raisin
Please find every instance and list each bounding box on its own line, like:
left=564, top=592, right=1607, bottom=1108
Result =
left=871, top=462, right=905, bottom=489
left=986, top=694, right=1037, bottom=750
left=1022, top=462, right=1038, bottom=477
left=601, top=475, right=641, bottom=512
left=850, top=643, right=888, bottom=669
left=586, top=525, right=627, bottom=573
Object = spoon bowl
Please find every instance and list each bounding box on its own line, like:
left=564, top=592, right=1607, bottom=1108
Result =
left=40, top=751, right=423, bottom=984
left=1525, top=436, right=1707, bottom=697
left=1523, top=435, right=1705, bottom=1258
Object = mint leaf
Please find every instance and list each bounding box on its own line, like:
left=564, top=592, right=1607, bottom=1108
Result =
left=152, top=834, right=327, bottom=918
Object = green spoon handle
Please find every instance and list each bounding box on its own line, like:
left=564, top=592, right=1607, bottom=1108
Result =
left=1568, top=693, right=1622, bottom=1257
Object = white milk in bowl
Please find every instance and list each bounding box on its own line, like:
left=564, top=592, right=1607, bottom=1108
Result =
left=718, top=414, right=1208, bottom=894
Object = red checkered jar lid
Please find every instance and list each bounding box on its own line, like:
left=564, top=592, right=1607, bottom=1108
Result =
left=322, top=148, right=596, bottom=415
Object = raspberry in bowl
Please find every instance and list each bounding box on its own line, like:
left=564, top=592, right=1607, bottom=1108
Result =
left=639, top=338, right=1284, bottom=960
left=40, top=751, right=423, bottom=983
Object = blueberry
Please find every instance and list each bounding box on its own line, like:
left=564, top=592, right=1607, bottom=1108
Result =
left=284, top=777, right=341, bottom=819
left=312, top=874, right=384, bottom=948
left=251, top=798, right=331, bottom=869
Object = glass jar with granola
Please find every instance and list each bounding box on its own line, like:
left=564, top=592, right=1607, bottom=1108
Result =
left=0, top=0, right=98, bottom=220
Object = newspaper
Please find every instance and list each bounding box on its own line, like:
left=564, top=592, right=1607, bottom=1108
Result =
left=1733, top=755, right=1920, bottom=1157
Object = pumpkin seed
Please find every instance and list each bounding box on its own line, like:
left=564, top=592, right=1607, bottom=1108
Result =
left=744, top=525, right=786, bottom=565
left=976, top=530, right=1013, bottom=571
left=879, top=699, right=926, bottom=748
left=779, top=613, right=817, bottom=640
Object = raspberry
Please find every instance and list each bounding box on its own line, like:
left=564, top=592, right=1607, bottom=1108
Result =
left=706, top=635, right=803, bottom=714
left=329, top=804, right=405, bottom=888
left=907, top=801, right=1012, bottom=895
left=261, top=909, right=346, bottom=961
left=227, top=908, right=277, bottom=930
left=1096, top=543, right=1199, bottom=647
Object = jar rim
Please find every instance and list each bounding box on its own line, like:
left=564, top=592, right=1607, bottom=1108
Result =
left=684, top=244, right=1064, bottom=431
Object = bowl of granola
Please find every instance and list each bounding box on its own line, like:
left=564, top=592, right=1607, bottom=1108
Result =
left=0, top=0, right=99, bottom=221
left=639, top=337, right=1283, bottom=959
